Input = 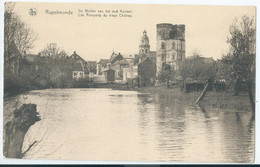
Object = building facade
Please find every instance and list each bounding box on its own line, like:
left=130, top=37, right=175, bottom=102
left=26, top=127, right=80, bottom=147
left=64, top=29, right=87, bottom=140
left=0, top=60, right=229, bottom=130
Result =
left=70, top=51, right=89, bottom=81
left=156, top=23, right=185, bottom=75
left=123, top=57, right=155, bottom=86
left=96, top=52, right=124, bottom=75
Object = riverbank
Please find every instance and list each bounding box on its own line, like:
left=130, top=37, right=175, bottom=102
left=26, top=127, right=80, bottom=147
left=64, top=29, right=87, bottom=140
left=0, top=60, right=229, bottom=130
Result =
left=4, top=82, right=131, bottom=99
left=135, top=85, right=253, bottom=112
left=4, top=82, right=254, bottom=112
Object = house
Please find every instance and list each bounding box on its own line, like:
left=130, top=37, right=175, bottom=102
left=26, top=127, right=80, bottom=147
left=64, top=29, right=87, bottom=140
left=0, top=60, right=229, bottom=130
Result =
left=110, top=52, right=124, bottom=64
left=96, top=51, right=124, bottom=76
left=137, top=57, right=156, bottom=86
left=103, top=69, right=115, bottom=82
left=123, top=57, right=156, bottom=86
left=96, top=59, right=111, bottom=75
left=87, top=61, right=97, bottom=76
left=72, top=63, right=86, bottom=81
left=69, top=51, right=90, bottom=81
left=111, top=59, right=129, bottom=82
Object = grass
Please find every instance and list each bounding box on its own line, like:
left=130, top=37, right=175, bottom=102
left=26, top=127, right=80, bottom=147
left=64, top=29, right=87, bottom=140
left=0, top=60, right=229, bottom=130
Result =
left=135, top=85, right=253, bottom=112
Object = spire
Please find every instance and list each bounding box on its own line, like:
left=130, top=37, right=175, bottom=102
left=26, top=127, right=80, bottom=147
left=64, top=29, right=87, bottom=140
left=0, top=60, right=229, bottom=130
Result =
left=111, top=49, right=116, bottom=59
left=143, top=30, right=147, bottom=36
left=139, top=29, right=150, bottom=54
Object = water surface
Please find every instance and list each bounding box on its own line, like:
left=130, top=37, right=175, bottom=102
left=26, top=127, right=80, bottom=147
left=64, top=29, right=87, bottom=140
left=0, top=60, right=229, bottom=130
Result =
left=3, top=88, right=254, bottom=162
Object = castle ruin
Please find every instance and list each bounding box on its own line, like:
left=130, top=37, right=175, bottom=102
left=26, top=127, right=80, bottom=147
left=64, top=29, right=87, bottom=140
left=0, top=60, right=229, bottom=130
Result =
left=156, top=23, right=185, bottom=75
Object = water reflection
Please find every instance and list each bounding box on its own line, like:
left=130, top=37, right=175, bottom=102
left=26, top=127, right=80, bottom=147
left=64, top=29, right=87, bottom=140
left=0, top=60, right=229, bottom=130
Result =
left=3, top=89, right=254, bottom=162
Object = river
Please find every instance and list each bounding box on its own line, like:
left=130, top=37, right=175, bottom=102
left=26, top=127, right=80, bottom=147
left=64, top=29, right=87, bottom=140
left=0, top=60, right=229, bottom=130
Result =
left=3, top=88, right=255, bottom=162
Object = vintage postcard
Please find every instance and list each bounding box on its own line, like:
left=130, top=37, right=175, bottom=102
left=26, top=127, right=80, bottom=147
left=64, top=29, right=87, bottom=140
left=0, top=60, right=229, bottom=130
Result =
left=2, top=1, right=256, bottom=163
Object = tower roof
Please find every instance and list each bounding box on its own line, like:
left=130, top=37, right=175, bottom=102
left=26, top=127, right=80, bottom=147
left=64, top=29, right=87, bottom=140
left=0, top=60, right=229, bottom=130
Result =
left=140, top=30, right=149, bottom=46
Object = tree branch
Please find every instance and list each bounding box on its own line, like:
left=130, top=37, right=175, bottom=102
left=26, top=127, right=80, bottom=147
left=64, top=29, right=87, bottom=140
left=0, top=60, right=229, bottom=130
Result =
left=21, top=140, right=37, bottom=158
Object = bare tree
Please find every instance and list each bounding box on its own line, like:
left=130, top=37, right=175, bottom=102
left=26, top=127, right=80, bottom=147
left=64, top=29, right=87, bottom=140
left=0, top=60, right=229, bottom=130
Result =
left=222, top=15, right=256, bottom=112
left=40, top=43, right=67, bottom=59
left=4, top=2, right=37, bottom=55
left=39, top=43, right=73, bottom=87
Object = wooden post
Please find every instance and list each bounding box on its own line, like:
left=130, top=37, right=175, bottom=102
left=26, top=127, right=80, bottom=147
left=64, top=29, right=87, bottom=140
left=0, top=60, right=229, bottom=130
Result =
left=194, top=81, right=209, bottom=104
left=4, top=104, right=41, bottom=158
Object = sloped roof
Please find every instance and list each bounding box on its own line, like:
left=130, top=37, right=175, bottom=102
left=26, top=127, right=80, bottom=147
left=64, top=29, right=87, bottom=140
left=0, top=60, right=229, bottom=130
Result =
left=133, top=57, right=140, bottom=65
left=72, top=61, right=90, bottom=74
left=133, top=54, right=148, bottom=65
left=113, top=59, right=129, bottom=66
left=87, top=61, right=97, bottom=66
left=138, top=57, right=152, bottom=65
left=98, top=59, right=111, bottom=65
left=87, top=61, right=97, bottom=73
left=110, top=53, right=124, bottom=64
left=70, top=51, right=86, bottom=62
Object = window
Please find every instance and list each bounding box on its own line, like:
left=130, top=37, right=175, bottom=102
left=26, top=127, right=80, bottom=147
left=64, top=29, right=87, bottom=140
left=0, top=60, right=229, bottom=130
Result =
left=172, top=53, right=175, bottom=60
left=178, top=41, right=182, bottom=50
left=161, top=42, right=165, bottom=49
left=172, top=41, right=176, bottom=50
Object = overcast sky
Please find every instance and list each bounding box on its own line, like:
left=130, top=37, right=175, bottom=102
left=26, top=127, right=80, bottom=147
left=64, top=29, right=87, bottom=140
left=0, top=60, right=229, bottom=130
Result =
left=13, top=2, right=255, bottom=61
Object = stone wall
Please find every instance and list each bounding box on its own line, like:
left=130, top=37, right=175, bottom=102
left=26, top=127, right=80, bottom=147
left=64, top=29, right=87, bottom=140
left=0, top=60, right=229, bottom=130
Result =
left=156, top=23, right=185, bottom=74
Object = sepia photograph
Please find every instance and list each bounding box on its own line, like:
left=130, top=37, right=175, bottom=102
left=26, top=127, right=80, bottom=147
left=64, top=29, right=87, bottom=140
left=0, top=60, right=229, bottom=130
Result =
left=2, top=1, right=257, bottom=163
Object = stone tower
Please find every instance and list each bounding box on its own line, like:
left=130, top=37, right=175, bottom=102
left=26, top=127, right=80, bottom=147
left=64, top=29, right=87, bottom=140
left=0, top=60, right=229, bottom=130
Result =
left=156, top=23, right=185, bottom=75
left=139, top=30, right=150, bottom=54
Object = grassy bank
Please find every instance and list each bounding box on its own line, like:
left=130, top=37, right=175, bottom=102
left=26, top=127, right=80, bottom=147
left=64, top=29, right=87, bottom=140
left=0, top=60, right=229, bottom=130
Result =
left=4, top=80, right=253, bottom=112
left=91, top=82, right=130, bottom=90
left=135, top=85, right=253, bottom=112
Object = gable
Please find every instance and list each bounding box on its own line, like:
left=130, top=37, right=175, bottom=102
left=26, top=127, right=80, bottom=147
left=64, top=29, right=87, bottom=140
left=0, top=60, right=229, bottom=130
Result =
left=111, top=54, right=124, bottom=64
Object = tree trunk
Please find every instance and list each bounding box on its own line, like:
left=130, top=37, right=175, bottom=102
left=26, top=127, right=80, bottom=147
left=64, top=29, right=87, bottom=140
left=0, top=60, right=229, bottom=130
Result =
left=183, top=79, right=187, bottom=93
left=233, top=78, right=240, bottom=96
left=247, top=80, right=255, bottom=113
left=4, top=104, right=41, bottom=158
left=194, top=81, right=209, bottom=104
